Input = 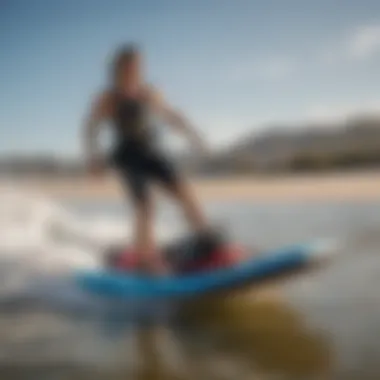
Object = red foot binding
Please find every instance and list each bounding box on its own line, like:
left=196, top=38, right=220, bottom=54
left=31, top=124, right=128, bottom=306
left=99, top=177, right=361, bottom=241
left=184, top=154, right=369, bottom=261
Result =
left=182, top=243, right=246, bottom=273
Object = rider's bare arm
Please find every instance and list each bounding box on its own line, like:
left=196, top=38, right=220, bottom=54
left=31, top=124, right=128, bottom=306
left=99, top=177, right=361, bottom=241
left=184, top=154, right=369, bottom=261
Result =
left=83, top=91, right=113, bottom=166
left=145, top=86, right=207, bottom=150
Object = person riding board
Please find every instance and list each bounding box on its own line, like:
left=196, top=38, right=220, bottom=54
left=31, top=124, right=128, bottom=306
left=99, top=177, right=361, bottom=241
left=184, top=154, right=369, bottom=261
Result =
left=83, top=44, right=221, bottom=274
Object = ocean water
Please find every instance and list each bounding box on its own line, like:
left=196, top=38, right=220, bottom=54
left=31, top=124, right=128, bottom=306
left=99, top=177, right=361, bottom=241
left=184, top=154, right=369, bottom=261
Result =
left=1, top=191, right=380, bottom=380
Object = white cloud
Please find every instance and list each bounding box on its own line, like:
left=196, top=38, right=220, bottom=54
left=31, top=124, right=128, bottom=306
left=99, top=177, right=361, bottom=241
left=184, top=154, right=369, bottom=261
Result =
left=321, top=24, right=380, bottom=65
left=241, top=100, right=380, bottom=130
left=224, top=24, right=380, bottom=83
left=228, top=56, right=296, bottom=82
left=347, top=25, right=380, bottom=60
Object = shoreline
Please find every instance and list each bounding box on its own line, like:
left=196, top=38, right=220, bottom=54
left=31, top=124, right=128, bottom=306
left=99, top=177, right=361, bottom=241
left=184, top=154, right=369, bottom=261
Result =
left=1, top=170, right=380, bottom=201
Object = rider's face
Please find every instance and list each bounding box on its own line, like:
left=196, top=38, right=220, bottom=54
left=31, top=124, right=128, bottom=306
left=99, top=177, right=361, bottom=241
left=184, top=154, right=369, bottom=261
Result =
left=119, top=54, right=142, bottom=86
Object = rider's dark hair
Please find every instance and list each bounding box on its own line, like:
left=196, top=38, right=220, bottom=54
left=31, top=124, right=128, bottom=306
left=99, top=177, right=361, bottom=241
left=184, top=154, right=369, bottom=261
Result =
left=111, top=44, right=139, bottom=84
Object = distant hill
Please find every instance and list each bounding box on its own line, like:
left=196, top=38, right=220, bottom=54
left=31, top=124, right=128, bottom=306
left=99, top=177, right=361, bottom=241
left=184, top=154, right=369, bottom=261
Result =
left=194, top=115, right=380, bottom=174
left=1, top=114, right=380, bottom=177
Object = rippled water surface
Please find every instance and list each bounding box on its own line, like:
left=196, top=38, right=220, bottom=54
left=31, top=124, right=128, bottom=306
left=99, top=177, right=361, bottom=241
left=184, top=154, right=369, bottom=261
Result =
left=1, top=197, right=380, bottom=380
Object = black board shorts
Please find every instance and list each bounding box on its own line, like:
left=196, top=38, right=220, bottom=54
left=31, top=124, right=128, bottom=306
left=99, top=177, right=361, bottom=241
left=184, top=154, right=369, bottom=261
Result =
left=110, top=141, right=180, bottom=203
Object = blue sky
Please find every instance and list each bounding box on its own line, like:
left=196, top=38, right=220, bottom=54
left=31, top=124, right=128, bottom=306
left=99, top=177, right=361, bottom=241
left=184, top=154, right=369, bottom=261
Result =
left=1, top=0, right=380, bottom=156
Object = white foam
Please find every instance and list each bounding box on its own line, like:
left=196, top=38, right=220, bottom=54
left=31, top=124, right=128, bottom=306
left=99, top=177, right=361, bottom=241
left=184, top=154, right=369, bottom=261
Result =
left=308, top=238, right=342, bottom=260
left=0, top=186, right=180, bottom=272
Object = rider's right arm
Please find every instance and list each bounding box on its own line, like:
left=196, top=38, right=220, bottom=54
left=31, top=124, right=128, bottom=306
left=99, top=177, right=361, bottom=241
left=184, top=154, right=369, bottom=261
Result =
left=82, top=91, right=113, bottom=164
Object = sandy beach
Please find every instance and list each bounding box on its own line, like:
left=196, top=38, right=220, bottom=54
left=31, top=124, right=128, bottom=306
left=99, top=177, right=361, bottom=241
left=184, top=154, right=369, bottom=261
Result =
left=2, top=170, right=380, bottom=201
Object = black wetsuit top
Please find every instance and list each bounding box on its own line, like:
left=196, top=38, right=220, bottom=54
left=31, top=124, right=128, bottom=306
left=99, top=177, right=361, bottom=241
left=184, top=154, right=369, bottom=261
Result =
left=112, top=91, right=154, bottom=147
left=110, top=90, right=178, bottom=202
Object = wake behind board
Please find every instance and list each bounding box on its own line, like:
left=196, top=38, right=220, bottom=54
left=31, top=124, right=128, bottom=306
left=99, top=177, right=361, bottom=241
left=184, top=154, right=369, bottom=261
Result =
left=75, top=239, right=338, bottom=299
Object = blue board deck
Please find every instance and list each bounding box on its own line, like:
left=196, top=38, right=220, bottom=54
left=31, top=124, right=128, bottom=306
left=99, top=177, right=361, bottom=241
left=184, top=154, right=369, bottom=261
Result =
left=75, top=241, right=329, bottom=298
